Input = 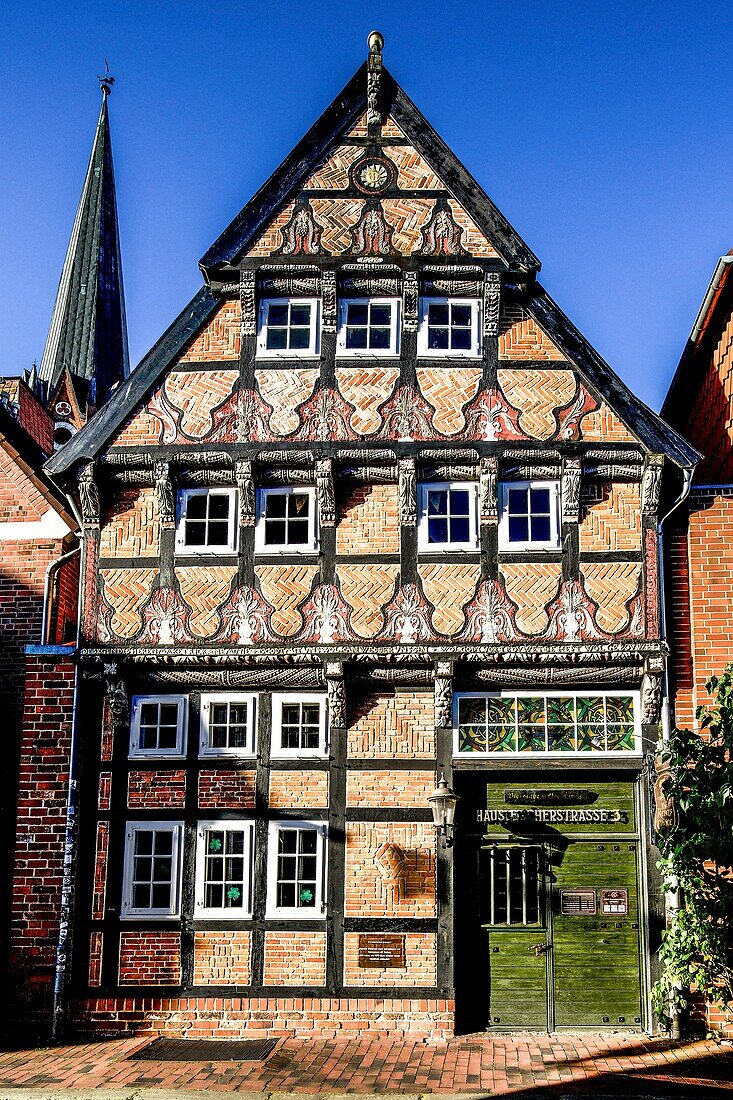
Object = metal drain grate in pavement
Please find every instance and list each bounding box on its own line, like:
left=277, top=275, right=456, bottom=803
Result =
left=131, top=1037, right=278, bottom=1061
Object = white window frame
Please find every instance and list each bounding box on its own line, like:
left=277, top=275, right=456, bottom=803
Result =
left=498, top=480, right=561, bottom=551
left=254, top=486, right=318, bottom=555
left=121, top=820, right=184, bottom=919
left=129, top=694, right=187, bottom=759
left=257, top=297, right=320, bottom=359
left=194, top=819, right=255, bottom=918
left=271, top=692, right=328, bottom=759
left=175, top=488, right=238, bottom=555
left=417, top=481, right=479, bottom=552
left=452, top=690, right=641, bottom=757
left=417, top=296, right=482, bottom=358
left=336, top=297, right=401, bottom=357
left=199, top=693, right=258, bottom=758
left=266, top=819, right=327, bottom=919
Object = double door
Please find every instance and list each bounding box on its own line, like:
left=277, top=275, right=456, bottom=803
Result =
left=482, top=841, right=643, bottom=1030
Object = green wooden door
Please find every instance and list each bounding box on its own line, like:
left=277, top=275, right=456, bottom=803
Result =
left=551, top=841, right=642, bottom=1028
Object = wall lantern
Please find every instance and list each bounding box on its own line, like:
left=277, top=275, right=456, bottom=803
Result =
left=427, top=773, right=459, bottom=848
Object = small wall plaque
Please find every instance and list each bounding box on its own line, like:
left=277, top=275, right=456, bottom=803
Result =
left=601, top=888, right=628, bottom=915
left=560, top=889, right=597, bottom=915
left=358, top=933, right=406, bottom=969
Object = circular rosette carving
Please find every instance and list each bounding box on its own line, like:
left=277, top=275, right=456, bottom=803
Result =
left=350, top=153, right=397, bottom=194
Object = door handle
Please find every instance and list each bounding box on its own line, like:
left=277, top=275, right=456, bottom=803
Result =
left=528, top=942, right=549, bottom=956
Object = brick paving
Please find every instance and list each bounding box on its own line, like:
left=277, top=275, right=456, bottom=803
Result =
left=0, top=1034, right=730, bottom=1096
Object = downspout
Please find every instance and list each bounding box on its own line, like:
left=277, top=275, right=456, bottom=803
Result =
left=656, top=462, right=695, bottom=1039
left=41, top=547, right=80, bottom=646
left=49, top=490, right=84, bottom=1042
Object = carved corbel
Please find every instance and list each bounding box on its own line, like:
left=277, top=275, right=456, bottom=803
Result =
left=154, top=461, right=175, bottom=527
left=366, top=31, right=384, bottom=126
left=78, top=463, right=100, bottom=528
left=642, top=655, right=665, bottom=725
left=240, top=270, right=256, bottom=338
left=235, top=459, right=255, bottom=527
left=479, top=457, right=498, bottom=524
left=402, top=271, right=419, bottom=333
left=103, top=662, right=129, bottom=730
left=321, top=270, right=337, bottom=334
left=642, top=454, right=664, bottom=516
left=562, top=456, right=582, bottom=523
left=316, top=458, right=336, bottom=527
left=398, top=457, right=417, bottom=527
left=325, top=659, right=345, bottom=728
left=434, top=659, right=453, bottom=729
left=483, top=271, right=501, bottom=338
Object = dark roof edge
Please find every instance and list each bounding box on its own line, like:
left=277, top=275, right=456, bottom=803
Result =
left=199, top=65, right=367, bottom=273
left=661, top=255, right=733, bottom=424
left=527, top=287, right=701, bottom=469
left=386, top=74, right=540, bottom=272
left=45, top=287, right=217, bottom=477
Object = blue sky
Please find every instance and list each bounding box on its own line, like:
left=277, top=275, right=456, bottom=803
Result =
left=0, top=0, right=730, bottom=411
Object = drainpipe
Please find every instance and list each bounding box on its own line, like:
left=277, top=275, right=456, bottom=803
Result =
left=49, top=489, right=85, bottom=1042
left=656, top=464, right=694, bottom=1039
left=41, top=547, right=80, bottom=645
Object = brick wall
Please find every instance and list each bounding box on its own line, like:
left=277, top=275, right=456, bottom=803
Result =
left=193, top=932, right=251, bottom=986
left=344, top=822, right=436, bottom=917
left=336, top=484, right=400, bottom=555
left=100, top=489, right=159, bottom=558
left=198, top=770, right=255, bottom=810
left=268, top=770, right=328, bottom=808
left=8, top=651, right=75, bottom=1035
left=118, top=932, right=181, bottom=986
left=127, top=770, right=186, bottom=808
left=69, top=995, right=455, bottom=1039
left=262, top=931, right=327, bottom=986
left=347, top=691, right=434, bottom=758
left=346, top=770, right=434, bottom=808
left=343, top=931, right=436, bottom=987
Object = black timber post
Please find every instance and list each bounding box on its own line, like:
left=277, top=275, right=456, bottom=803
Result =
left=325, top=660, right=346, bottom=992
left=434, top=659, right=454, bottom=993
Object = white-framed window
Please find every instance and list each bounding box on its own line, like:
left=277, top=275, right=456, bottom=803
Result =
left=498, top=480, right=561, bottom=550
left=255, top=486, right=317, bottom=553
left=257, top=297, right=320, bottom=358
left=199, top=693, right=257, bottom=757
left=453, top=691, right=640, bottom=756
left=121, top=821, right=183, bottom=918
left=175, top=488, right=238, bottom=554
left=336, top=298, right=400, bottom=356
left=129, top=695, right=187, bottom=759
left=195, top=820, right=254, bottom=918
left=418, top=482, right=478, bottom=551
left=418, top=297, right=481, bottom=357
left=271, top=693, right=328, bottom=758
left=266, top=820, right=327, bottom=918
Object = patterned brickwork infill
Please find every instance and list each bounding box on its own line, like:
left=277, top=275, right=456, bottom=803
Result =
left=131, top=1037, right=277, bottom=1061
left=0, top=1035, right=730, bottom=1094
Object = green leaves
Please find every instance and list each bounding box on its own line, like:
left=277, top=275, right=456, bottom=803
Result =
left=652, top=666, right=733, bottom=1031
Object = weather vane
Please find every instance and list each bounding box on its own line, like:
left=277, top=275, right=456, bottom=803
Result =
left=98, top=59, right=115, bottom=96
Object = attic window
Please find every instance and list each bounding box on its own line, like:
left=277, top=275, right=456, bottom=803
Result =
left=337, top=299, right=400, bottom=356
left=258, top=298, right=320, bottom=357
left=418, top=298, right=481, bottom=357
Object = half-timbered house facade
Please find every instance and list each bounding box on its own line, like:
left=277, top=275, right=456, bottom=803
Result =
left=34, top=35, right=698, bottom=1038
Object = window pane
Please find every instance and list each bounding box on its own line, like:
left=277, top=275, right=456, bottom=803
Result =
left=185, top=520, right=206, bottom=545
left=135, top=831, right=153, bottom=855
left=427, top=489, right=447, bottom=516
left=266, top=327, right=287, bottom=350
left=278, top=882, right=296, bottom=908
left=133, top=884, right=150, bottom=908
left=139, top=703, right=158, bottom=726
left=207, top=520, right=229, bottom=545
left=508, top=487, right=528, bottom=514
left=152, top=883, right=172, bottom=908
left=289, top=327, right=310, bottom=350
left=452, top=304, right=471, bottom=327
left=289, top=304, right=311, bottom=326
left=288, top=493, right=310, bottom=517
left=158, top=726, right=178, bottom=749
left=428, top=327, right=449, bottom=349
left=450, top=490, right=470, bottom=515
left=428, top=517, right=448, bottom=543
left=370, top=305, right=392, bottom=326
left=486, top=698, right=515, bottom=723
left=449, top=516, right=470, bottom=543
left=209, top=494, right=230, bottom=520
left=288, top=519, right=309, bottom=544
left=155, top=832, right=173, bottom=855
left=428, top=303, right=449, bottom=326
left=530, top=487, right=551, bottom=514
left=264, top=520, right=286, bottom=545
left=347, top=303, right=368, bottom=325
left=268, top=304, right=288, bottom=326
left=369, top=327, right=390, bottom=349
left=530, top=515, right=551, bottom=542
left=451, top=327, right=472, bottom=350
left=159, top=703, right=179, bottom=726
left=508, top=516, right=529, bottom=542
left=346, top=327, right=367, bottom=349
left=265, top=493, right=287, bottom=518
left=185, top=495, right=207, bottom=519
left=459, top=697, right=487, bottom=725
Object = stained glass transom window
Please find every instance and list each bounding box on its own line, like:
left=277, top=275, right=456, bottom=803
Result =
left=455, top=693, right=637, bottom=754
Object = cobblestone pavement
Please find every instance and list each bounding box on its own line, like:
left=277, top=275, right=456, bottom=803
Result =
left=0, top=1034, right=731, bottom=1097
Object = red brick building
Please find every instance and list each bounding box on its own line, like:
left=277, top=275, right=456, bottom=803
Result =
left=16, top=35, right=701, bottom=1040
left=3, top=75, right=128, bottom=1034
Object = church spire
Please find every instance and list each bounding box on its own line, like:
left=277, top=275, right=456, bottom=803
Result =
left=39, top=72, right=129, bottom=407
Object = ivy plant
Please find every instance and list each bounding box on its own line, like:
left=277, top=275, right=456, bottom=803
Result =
left=653, top=667, right=733, bottom=1031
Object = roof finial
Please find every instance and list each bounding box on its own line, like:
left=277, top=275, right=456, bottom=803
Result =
left=366, top=31, right=383, bottom=128
left=98, top=58, right=115, bottom=97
